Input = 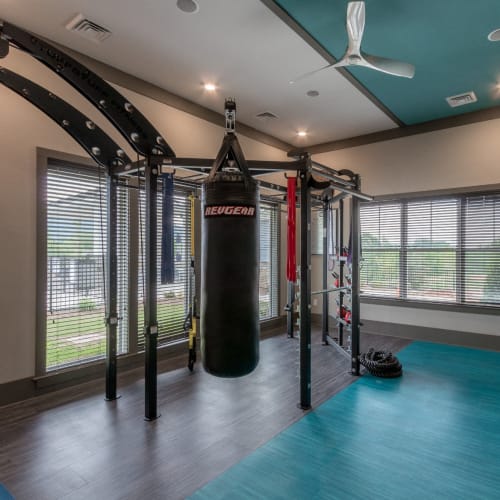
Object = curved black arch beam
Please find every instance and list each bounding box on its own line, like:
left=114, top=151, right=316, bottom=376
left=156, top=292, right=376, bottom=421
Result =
left=0, top=66, right=132, bottom=169
left=0, top=21, right=175, bottom=159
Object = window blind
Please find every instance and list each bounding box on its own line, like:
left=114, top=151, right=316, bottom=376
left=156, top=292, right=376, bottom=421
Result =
left=464, top=194, right=500, bottom=304
left=360, top=202, right=401, bottom=297
left=360, top=191, right=500, bottom=307
left=138, top=183, right=192, bottom=346
left=406, top=198, right=458, bottom=302
left=259, top=202, right=280, bottom=320
left=46, top=163, right=128, bottom=371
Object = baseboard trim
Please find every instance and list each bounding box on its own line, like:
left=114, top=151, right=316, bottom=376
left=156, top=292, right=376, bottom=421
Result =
left=0, top=377, right=36, bottom=407
left=261, top=316, right=287, bottom=339
left=362, top=319, right=500, bottom=351
left=0, top=319, right=285, bottom=407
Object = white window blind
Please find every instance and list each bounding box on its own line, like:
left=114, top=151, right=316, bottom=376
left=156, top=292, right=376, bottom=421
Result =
left=360, top=203, right=401, bottom=297
left=464, top=194, right=500, bottom=304
left=360, top=191, right=500, bottom=307
left=406, top=198, right=458, bottom=302
left=259, top=203, right=280, bottom=320
left=138, top=184, right=192, bottom=346
left=46, top=162, right=128, bottom=371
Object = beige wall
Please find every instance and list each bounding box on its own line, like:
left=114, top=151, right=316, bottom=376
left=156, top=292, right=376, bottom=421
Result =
left=311, top=121, right=500, bottom=336
left=0, top=49, right=287, bottom=384
left=316, top=120, right=500, bottom=196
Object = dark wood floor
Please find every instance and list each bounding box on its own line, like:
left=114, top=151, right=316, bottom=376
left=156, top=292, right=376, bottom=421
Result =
left=0, top=329, right=409, bottom=500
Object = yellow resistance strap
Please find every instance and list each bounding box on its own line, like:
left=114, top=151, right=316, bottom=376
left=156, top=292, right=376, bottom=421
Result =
left=188, top=193, right=197, bottom=349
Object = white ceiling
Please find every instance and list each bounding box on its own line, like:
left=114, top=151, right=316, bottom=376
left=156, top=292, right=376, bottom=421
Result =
left=0, top=0, right=398, bottom=148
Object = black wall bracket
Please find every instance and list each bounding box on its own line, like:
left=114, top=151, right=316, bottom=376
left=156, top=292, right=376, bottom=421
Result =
left=0, top=66, right=131, bottom=169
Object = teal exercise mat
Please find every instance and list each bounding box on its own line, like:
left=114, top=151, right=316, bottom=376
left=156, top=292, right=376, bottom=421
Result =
left=189, top=341, right=500, bottom=499
left=0, top=484, right=14, bottom=500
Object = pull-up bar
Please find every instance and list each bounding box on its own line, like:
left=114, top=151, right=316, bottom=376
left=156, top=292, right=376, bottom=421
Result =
left=312, top=286, right=351, bottom=296
left=311, top=168, right=373, bottom=201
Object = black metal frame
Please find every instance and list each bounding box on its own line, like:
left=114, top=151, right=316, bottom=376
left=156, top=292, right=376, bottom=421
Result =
left=1, top=22, right=370, bottom=414
left=321, top=197, right=329, bottom=344
left=319, top=173, right=369, bottom=376
left=144, top=160, right=160, bottom=419
left=299, top=160, right=312, bottom=409
left=105, top=174, right=119, bottom=400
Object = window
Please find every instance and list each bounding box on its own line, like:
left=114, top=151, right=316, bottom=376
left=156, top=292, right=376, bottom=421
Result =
left=259, top=202, right=280, bottom=320
left=44, top=161, right=128, bottom=371
left=464, top=194, right=500, bottom=304
left=41, top=159, right=280, bottom=374
left=138, top=182, right=192, bottom=346
left=360, top=190, right=500, bottom=307
left=360, top=203, right=401, bottom=297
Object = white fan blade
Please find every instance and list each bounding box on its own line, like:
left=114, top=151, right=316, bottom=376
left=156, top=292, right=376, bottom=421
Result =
left=362, top=53, right=415, bottom=78
left=346, top=1, right=365, bottom=52
left=289, top=63, right=335, bottom=84
left=330, top=2, right=366, bottom=72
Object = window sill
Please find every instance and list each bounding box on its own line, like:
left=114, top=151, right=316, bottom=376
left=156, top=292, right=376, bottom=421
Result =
left=360, top=296, right=500, bottom=316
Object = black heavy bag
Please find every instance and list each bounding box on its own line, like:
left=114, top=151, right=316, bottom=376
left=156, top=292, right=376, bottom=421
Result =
left=201, top=155, right=260, bottom=377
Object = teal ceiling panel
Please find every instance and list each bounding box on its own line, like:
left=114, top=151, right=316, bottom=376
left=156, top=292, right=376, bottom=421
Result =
left=275, top=0, right=500, bottom=125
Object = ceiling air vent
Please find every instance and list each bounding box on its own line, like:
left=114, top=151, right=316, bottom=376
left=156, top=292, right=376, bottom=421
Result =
left=256, top=111, right=278, bottom=119
left=65, top=14, right=111, bottom=43
left=446, top=91, right=477, bottom=108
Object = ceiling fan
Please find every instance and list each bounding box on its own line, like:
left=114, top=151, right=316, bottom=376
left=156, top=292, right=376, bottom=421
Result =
left=290, top=1, right=415, bottom=84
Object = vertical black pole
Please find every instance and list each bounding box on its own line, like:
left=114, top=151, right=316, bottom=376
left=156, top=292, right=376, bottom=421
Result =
left=287, top=281, right=294, bottom=338
left=350, top=176, right=361, bottom=376
left=144, top=160, right=159, bottom=420
left=299, top=158, right=312, bottom=410
left=321, top=198, right=329, bottom=344
left=338, top=198, right=344, bottom=346
left=105, top=171, right=118, bottom=400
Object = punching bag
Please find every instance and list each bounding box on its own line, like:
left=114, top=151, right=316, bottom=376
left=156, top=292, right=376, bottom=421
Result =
left=201, top=136, right=260, bottom=377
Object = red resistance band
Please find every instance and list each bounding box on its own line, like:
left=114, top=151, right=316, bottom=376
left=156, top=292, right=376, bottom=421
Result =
left=287, top=177, right=297, bottom=282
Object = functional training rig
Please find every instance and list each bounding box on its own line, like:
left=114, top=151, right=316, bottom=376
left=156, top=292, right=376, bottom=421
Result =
left=0, top=21, right=372, bottom=414
left=286, top=164, right=372, bottom=379
left=314, top=171, right=372, bottom=374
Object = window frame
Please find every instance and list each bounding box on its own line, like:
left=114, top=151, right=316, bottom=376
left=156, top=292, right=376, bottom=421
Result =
left=37, top=149, right=283, bottom=376
left=36, top=149, right=110, bottom=375
left=259, top=201, right=281, bottom=322
left=360, top=184, right=500, bottom=316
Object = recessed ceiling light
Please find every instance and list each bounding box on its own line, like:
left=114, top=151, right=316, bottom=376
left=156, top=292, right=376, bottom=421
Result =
left=297, top=131, right=307, bottom=137
left=488, top=28, right=500, bottom=41
left=203, top=83, right=217, bottom=91
left=306, top=90, right=320, bottom=97
left=176, top=0, right=199, bottom=14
